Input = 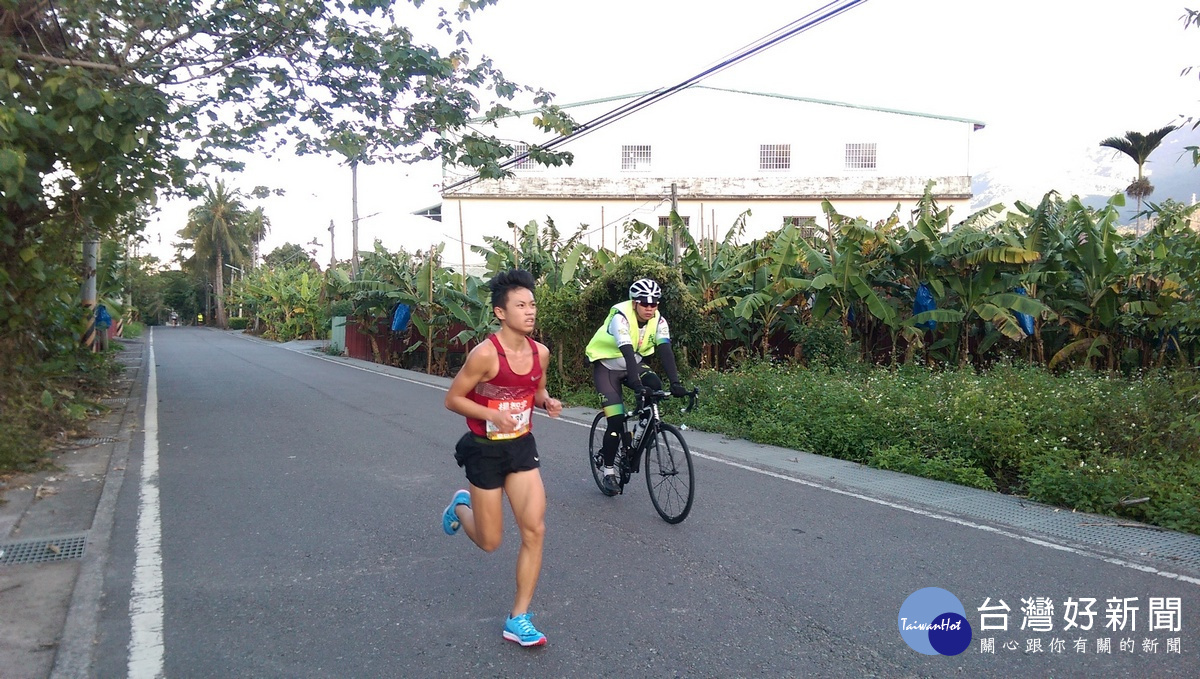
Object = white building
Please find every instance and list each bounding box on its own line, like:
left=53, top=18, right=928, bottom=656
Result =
left=427, top=85, right=983, bottom=255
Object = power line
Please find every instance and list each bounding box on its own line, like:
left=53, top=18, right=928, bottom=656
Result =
left=442, top=0, right=871, bottom=193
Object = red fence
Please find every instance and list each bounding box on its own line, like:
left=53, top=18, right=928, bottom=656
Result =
left=344, top=317, right=470, bottom=370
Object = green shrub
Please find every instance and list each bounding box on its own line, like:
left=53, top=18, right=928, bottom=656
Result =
left=0, top=350, right=120, bottom=473
left=228, top=317, right=249, bottom=330
left=869, top=444, right=997, bottom=491
left=788, top=319, right=859, bottom=368
left=329, top=299, right=354, bottom=318
left=678, top=360, right=1200, bottom=534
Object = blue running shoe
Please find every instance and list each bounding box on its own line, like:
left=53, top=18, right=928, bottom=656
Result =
left=442, top=489, right=470, bottom=535
left=503, top=612, right=547, bottom=647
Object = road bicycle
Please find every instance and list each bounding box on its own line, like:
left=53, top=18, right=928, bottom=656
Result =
left=588, top=388, right=698, bottom=524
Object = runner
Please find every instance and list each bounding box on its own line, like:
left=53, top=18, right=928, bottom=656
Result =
left=441, top=268, right=562, bottom=647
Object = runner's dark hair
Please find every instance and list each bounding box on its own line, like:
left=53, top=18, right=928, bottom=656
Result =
left=489, top=268, right=536, bottom=309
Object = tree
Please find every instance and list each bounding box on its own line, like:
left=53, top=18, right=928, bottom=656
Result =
left=177, top=181, right=251, bottom=328
left=244, top=207, right=271, bottom=266
left=1, top=0, right=574, bottom=380
left=1099, top=125, right=1176, bottom=230
left=264, top=243, right=317, bottom=271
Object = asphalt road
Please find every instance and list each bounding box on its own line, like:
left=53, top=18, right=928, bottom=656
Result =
left=90, top=328, right=1197, bottom=678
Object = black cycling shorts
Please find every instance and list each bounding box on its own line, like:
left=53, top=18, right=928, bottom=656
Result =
left=454, top=432, right=540, bottom=490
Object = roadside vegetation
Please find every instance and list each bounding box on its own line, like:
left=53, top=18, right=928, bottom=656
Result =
left=0, top=350, right=122, bottom=474
left=5, top=3, right=1199, bottom=536
left=683, top=361, right=1200, bottom=535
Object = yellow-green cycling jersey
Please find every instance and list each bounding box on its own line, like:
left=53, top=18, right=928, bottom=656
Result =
left=585, top=300, right=671, bottom=368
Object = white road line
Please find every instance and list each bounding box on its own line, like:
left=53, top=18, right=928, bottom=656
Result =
left=288, top=341, right=1200, bottom=587
left=687, top=451, right=1200, bottom=587
left=128, top=330, right=165, bottom=677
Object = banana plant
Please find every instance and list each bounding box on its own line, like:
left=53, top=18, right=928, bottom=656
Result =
left=708, top=222, right=812, bottom=357
left=446, top=275, right=498, bottom=352
left=795, top=202, right=898, bottom=338
left=471, top=218, right=594, bottom=291
left=241, top=266, right=325, bottom=341
left=995, top=192, right=1075, bottom=364
left=936, top=216, right=1049, bottom=366
left=1049, top=195, right=1128, bottom=370
left=1119, top=199, right=1200, bottom=366
left=680, top=211, right=752, bottom=366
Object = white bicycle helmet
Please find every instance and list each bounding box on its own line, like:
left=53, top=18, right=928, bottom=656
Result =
left=629, top=278, right=662, bottom=304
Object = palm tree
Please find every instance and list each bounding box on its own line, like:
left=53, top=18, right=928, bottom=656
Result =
left=1099, top=125, right=1176, bottom=232
left=244, top=206, right=271, bottom=267
left=178, top=181, right=250, bottom=328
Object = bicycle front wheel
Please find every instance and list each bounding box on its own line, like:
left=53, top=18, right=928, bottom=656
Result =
left=588, top=412, right=618, bottom=496
left=643, top=423, right=694, bottom=523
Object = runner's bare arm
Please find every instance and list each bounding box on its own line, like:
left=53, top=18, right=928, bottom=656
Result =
left=445, top=341, right=517, bottom=431
left=533, top=342, right=562, bottom=418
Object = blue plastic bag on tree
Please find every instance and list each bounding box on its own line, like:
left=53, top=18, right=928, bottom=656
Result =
left=391, top=303, right=411, bottom=332
left=1013, top=288, right=1035, bottom=337
left=913, top=283, right=937, bottom=330
left=95, top=304, right=112, bottom=329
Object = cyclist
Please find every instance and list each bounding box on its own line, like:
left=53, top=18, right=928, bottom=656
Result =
left=585, top=277, right=689, bottom=493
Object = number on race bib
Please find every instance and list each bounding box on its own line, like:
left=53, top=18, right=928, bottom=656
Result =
left=485, top=396, right=534, bottom=440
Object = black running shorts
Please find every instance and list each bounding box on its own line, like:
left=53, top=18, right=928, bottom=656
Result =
left=454, top=432, right=540, bottom=490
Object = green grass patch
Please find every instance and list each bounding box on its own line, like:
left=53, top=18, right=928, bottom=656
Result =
left=0, top=351, right=123, bottom=474
left=678, top=361, right=1200, bottom=535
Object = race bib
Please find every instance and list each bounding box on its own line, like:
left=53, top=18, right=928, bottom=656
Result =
left=485, top=395, right=534, bottom=440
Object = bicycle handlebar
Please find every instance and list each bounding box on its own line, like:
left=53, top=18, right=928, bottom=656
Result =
left=636, top=387, right=699, bottom=414
left=682, top=387, right=699, bottom=414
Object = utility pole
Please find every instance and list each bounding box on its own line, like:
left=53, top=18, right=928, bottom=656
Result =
left=458, top=200, right=467, bottom=293
left=670, top=182, right=680, bottom=266
left=82, top=230, right=98, bottom=351
left=328, top=219, right=336, bottom=270
left=351, top=161, right=360, bottom=279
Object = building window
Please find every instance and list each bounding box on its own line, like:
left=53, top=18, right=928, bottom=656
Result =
left=785, top=216, right=818, bottom=239
left=658, top=216, right=690, bottom=227
left=511, top=143, right=534, bottom=170
left=759, top=144, right=791, bottom=170
left=621, top=145, right=652, bottom=171
left=845, top=143, right=877, bottom=170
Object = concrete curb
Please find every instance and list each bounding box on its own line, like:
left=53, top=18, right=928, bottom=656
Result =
left=0, top=336, right=144, bottom=679
left=51, top=338, right=145, bottom=678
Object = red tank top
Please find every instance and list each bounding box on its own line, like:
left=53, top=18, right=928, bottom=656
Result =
left=466, top=334, right=543, bottom=438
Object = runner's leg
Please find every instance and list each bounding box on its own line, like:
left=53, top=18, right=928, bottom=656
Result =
left=459, top=484, right=504, bottom=552
left=503, top=468, right=546, bottom=616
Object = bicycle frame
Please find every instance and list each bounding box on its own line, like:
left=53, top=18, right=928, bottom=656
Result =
left=587, top=387, right=698, bottom=523
left=619, top=389, right=697, bottom=476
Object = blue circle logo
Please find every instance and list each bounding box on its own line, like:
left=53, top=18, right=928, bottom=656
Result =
left=898, top=587, right=973, bottom=656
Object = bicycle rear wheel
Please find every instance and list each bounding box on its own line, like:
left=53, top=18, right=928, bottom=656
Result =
left=588, top=412, right=618, bottom=496
left=643, top=423, right=694, bottom=523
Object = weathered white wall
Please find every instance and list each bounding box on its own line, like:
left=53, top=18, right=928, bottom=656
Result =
left=442, top=193, right=974, bottom=262
left=436, top=86, right=980, bottom=259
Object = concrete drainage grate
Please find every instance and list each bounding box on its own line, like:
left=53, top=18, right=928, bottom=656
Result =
left=0, top=535, right=87, bottom=566
left=1127, top=534, right=1200, bottom=571
left=71, top=436, right=118, bottom=447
